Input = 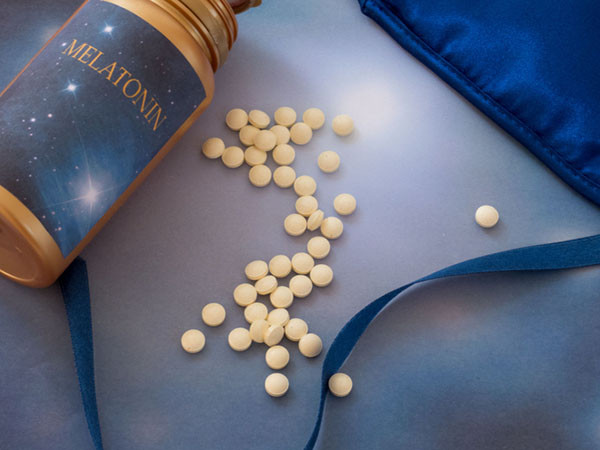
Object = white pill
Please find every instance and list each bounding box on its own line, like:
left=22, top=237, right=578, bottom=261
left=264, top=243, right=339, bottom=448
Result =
left=284, top=213, right=307, bottom=236
left=269, top=255, right=292, bottom=278
left=294, top=175, right=317, bottom=196
left=270, top=286, right=294, bottom=309
left=181, top=329, right=205, bottom=353
left=265, top=345, right=289, bottom=369
left=290, top=122, right=313, bottom=145
left=310, top=264, right=333, bottom=287
left=248, top=109, right=270, bottom=129
left=268, top=308, right=290, bottom=327
left=321, top=217, right=343, bottom=239
left=244, top=146, right=267, bottom=166
left=295, top=196, right=318, bottom=217
left=291, top=252, right=315, bottom=275
left=233, top=283, right=257, bottom=306
left=332, top=114, right=354, bottom=136
left=318, top=151, right=340, bottom=173
left=201, top=302, right=226, bottom=327
left=202, top=137, right=225, bottom=159
left=334, top=193, right=356, bottom=216
left=289, top=275, right=313, bottom=298
left=253, top=129, right=277, bottom=151
left=307, top=236, right=330, bottom=259
left=272, top=144, right=296, bottom=165
left=249, top=164, right=272, bottom=187
left=298, top=333, right=323, bottom=358
left=307, top=209, right=325, bottom=231
left=270, top=125, right=291, bottom=145
left=274, top=106, right=297, bottom=127
left=265, top=373, right=289, bottom=397
left=273, top=166, right=296, bottom=188
left=244, top=302, right=268, bottom=323
left=249, top=319, right=270, bottom=343
left=328, top=373, right=352, bottom=397
left=303, top=108, right=325, bottom=130
left=239, top=125, right=260, bottom=146
left=264, top=324, right=284, bottom=347
left=225, top=108, right=248, bottom=131
left=221, top=146, right=245, bottom=168
left=245, top=260, right=269, bottom=281
left=285, top=318, right=308, bottom=341
left=228, top=327, right=252, bottom=351
left=255, top=275, right=278, bottom=295
left=475, top=205, right=499, bottom=228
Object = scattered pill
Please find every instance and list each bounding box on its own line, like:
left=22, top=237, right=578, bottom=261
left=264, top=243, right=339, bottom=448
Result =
left=321, top=217, right=343, bottom=239
left=245, top=260, right=269, bottom=281
left=233, top=283, right=257, bottom=306
left=270, top=286, right=294, bottom=309
left=249, top=164, right=272, bottom=187
left=284, top=213, right=307, bottom=236
left=244, top=302, right=268, bottom=323
left=221, top=146, right=245, bottom=168
left=273, top=166, right=296, bottom=188
left=202, top=137, right=225, bottom=159
left=267, top=308, right=290, bottom=327
left=310, top=264, right=333, bottom=287
left=269, top=255, right=292, bottom=278
left=296, top=196, right=319, bottom=217
left=265, top=345, right=290, bottom=370
left=248, top=109, right=270, bottom=129
left=328, top=373, right=352, bottom=397
left=225, top=108, right=248, bottom=131
left=302, top=108, right=325, bottom=130
left=181, top=329, right=206, bottom=353
left=202, top=302, right=226, bottom=327
left=333, top=193, right=356, bottom=216
left=332, top=114, right=354, bottom=136
left=290, top=122, right=313, bottom=145
left=289, top=275, right=313, bottom=298
left=294, top=175, right=317, bottom=196
left=264, top=324, right=284, bottom=347
left=265, top=373, right=289, bottom=397
left=318, top=151, right=340, bottom=173
left=307, top=209, right=324, bottom=231
left=307, top=236, right=330, bottom=259
left=285, top=318, right=308, bottom=341
left=255, top=275, right=278, bottom=295
left=228, top=327, right=252, bottom=351
left=270, top=125, right=291, bottom=145
left=253, top=129, right=277, bottom=151
left=239, top=125, right=260, bottom=146
left=274, top=106, right=297, bottom=127
left=272, top=144, right=296, bottom=165
left=249, top=319, right=270, bottom=343
left=298, top=333, right=323, bottom=358
left=475, top=205, right=499, bottom=228
left=291, top=252, right=315, bottom=275
left=244, top=146, right=267, bottom=166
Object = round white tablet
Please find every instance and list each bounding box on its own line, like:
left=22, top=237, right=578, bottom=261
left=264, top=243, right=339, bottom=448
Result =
left=265, top=345, right=289, bottom=369
left=201, top=137, right=225, bottom=159
left=265, top=373, right=289, bottom=397
left=249, top=164, right=272, bottom=187
left=298, top=333, right=323, bottom=358
left=239, top=125, right=260, bottom=146
left=310, top=264, right=333, bottom=287
left=233, top=283, right=257, bottom=307
left=284, top=318, right=308, bottom=341
left=270, top=286, right=294, bottom=309
left=475, top=205, right=499, bottom=228
left=328, top=373, right=352, bottom=397
left=181, top=329, right=205, bottom=353
left=307, top=236, right=330, bottom=259
left=248, top=109, right=270, bottom=129
left=267, top=308, right=290, bottom=327
left=291, top=252, right=315, bottom=275
left=307, top=209, right=325, bottom=231
left=255, top=275, right=278, bottom=295
left=274, top=106, right=297, bottom=127
left=201, top=302, right=226, bottom=327
left=228, top=327, right=252, bottom=352
left=284, top=213, right=307, bottom=236
left=273, top=166, right=296, bottom=188
left=290, top=122, right=313, bottom=145
left=318, top=151, right=341, bottom=173
left=225, top=108, right=248, bottom=131
left=321, top=217, right=343, bottom=239
left=289, top=275, right=313, bottom=298
left=302, top=108, right=325, bottom=130
left=294, top=175, right=317, bottom=196
left=244, top=146, right=267, bottom=166
left=244, top=302, right=268, bottom=323
left=332, top=114, right=354, bottom=136
left=295, top=196, right=319, bottom=217
left=245, top=260, right=269, bottom=281
left=264, top=324, right=284, bottom=347
left=221, top=146, right=245, bottom=168
left=272, top=144, right=296, bottom=165
left=270, top=125, right=291, bottom=145
left=249, top=319, right=269, bottom=343
left=269, top=255, right=292, bottom=278
left=334, top=193, right=356, bottom=215
left=253, top=129, right=277, bottom=151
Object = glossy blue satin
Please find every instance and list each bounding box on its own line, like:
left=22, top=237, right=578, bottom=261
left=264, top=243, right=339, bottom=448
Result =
left=360, top=0, right=600, bottom=206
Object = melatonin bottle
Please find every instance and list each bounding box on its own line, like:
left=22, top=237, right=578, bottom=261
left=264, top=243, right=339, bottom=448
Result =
left=0, top=0, right=242, bottom=287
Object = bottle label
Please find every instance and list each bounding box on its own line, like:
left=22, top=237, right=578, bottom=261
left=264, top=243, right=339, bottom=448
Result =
left=0, top=0, right=206, bottom=256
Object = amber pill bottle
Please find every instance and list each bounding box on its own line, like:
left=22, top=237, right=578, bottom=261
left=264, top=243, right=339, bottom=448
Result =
left=0, top=0, right=241, bottom=287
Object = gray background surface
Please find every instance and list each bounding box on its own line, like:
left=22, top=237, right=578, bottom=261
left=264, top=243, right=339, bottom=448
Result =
left=1, top=1, right=600, bottom=449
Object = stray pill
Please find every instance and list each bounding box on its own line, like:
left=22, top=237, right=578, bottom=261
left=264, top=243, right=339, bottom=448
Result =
left=265, top=373, right=289, bottom=397
left=273, top=166, right=296, bottom=188
left=272, top=144, right=296, bottom=165
left=296, top=196, right=319, bottom=217
left=202, top=137, right=225, bottom=159
left=285, top=318, right=308, bottom=341
left=328, top=373, right=352, bottom=397
left=244, top=146, right=267, bottom=166
left=321, top=217, right=343, bottom=239
left=289, top=275, right=313, bottom=298
left=265, top=345, right=290, bottom=369
left=225, top=108, right=248, bottom=131
left=332, top=114, right=354, bottom=136
left=248, top=109, right=270, bottom=129
left=307, top=236, right=330, bottom=259
left=249, top=319, right=269, bottom=343
left=270, top=125, right=291, bottom=145
left=228, top=327, right=252, bottom=351
left=269, top=255, right=292, bottom=278
left=302, top=108, right=325, bottom=130
left=255, top=275, right=278, bottom=295
left=318, top=151, right=340, bottom=173
left=290, top=122, right=313, bottom=145
left=291, top=252, right=315, bottom=275
left=181, top=329, right=206, bottom=353
left=284, top=213, right=307, bottom=236
left=239, top=125, right=260, bottom=146
left=274, top=106, right=297, bottom=127
left=245, top=260, right=269, bottom=281
left=475, top=205, right=499, bottom=228
left=310, top=264, right=333, bottom=287
left=268, top=308, right=290, bottom=327
left=202, top=303, right=226, bottom=327
left=270, top=286, right=294, bottom=309
left=334, top=193, right=356, bottom=216
left=294, top=175, right=317, bottom=196
left=307, top=209, right=324, bottom=231
left=249, top=164, right=272, bottom=187
left=233, top=283, right=257, bottom=306
left=244, top=302, right=268, bottom=323
left=298, top=333, right=323, bottom=358
left=264, top=324, right=284, bottom=347
left=221, top=146, right=245, bottom=168
left=253, top=129, right=277, bottom=151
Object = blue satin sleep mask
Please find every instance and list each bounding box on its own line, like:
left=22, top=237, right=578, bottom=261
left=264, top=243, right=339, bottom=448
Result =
left=359, top=0, right=600, bottom=206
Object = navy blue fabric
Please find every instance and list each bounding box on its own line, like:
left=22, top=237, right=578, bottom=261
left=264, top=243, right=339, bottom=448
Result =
left=359, top=0, right=600, bottom=206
